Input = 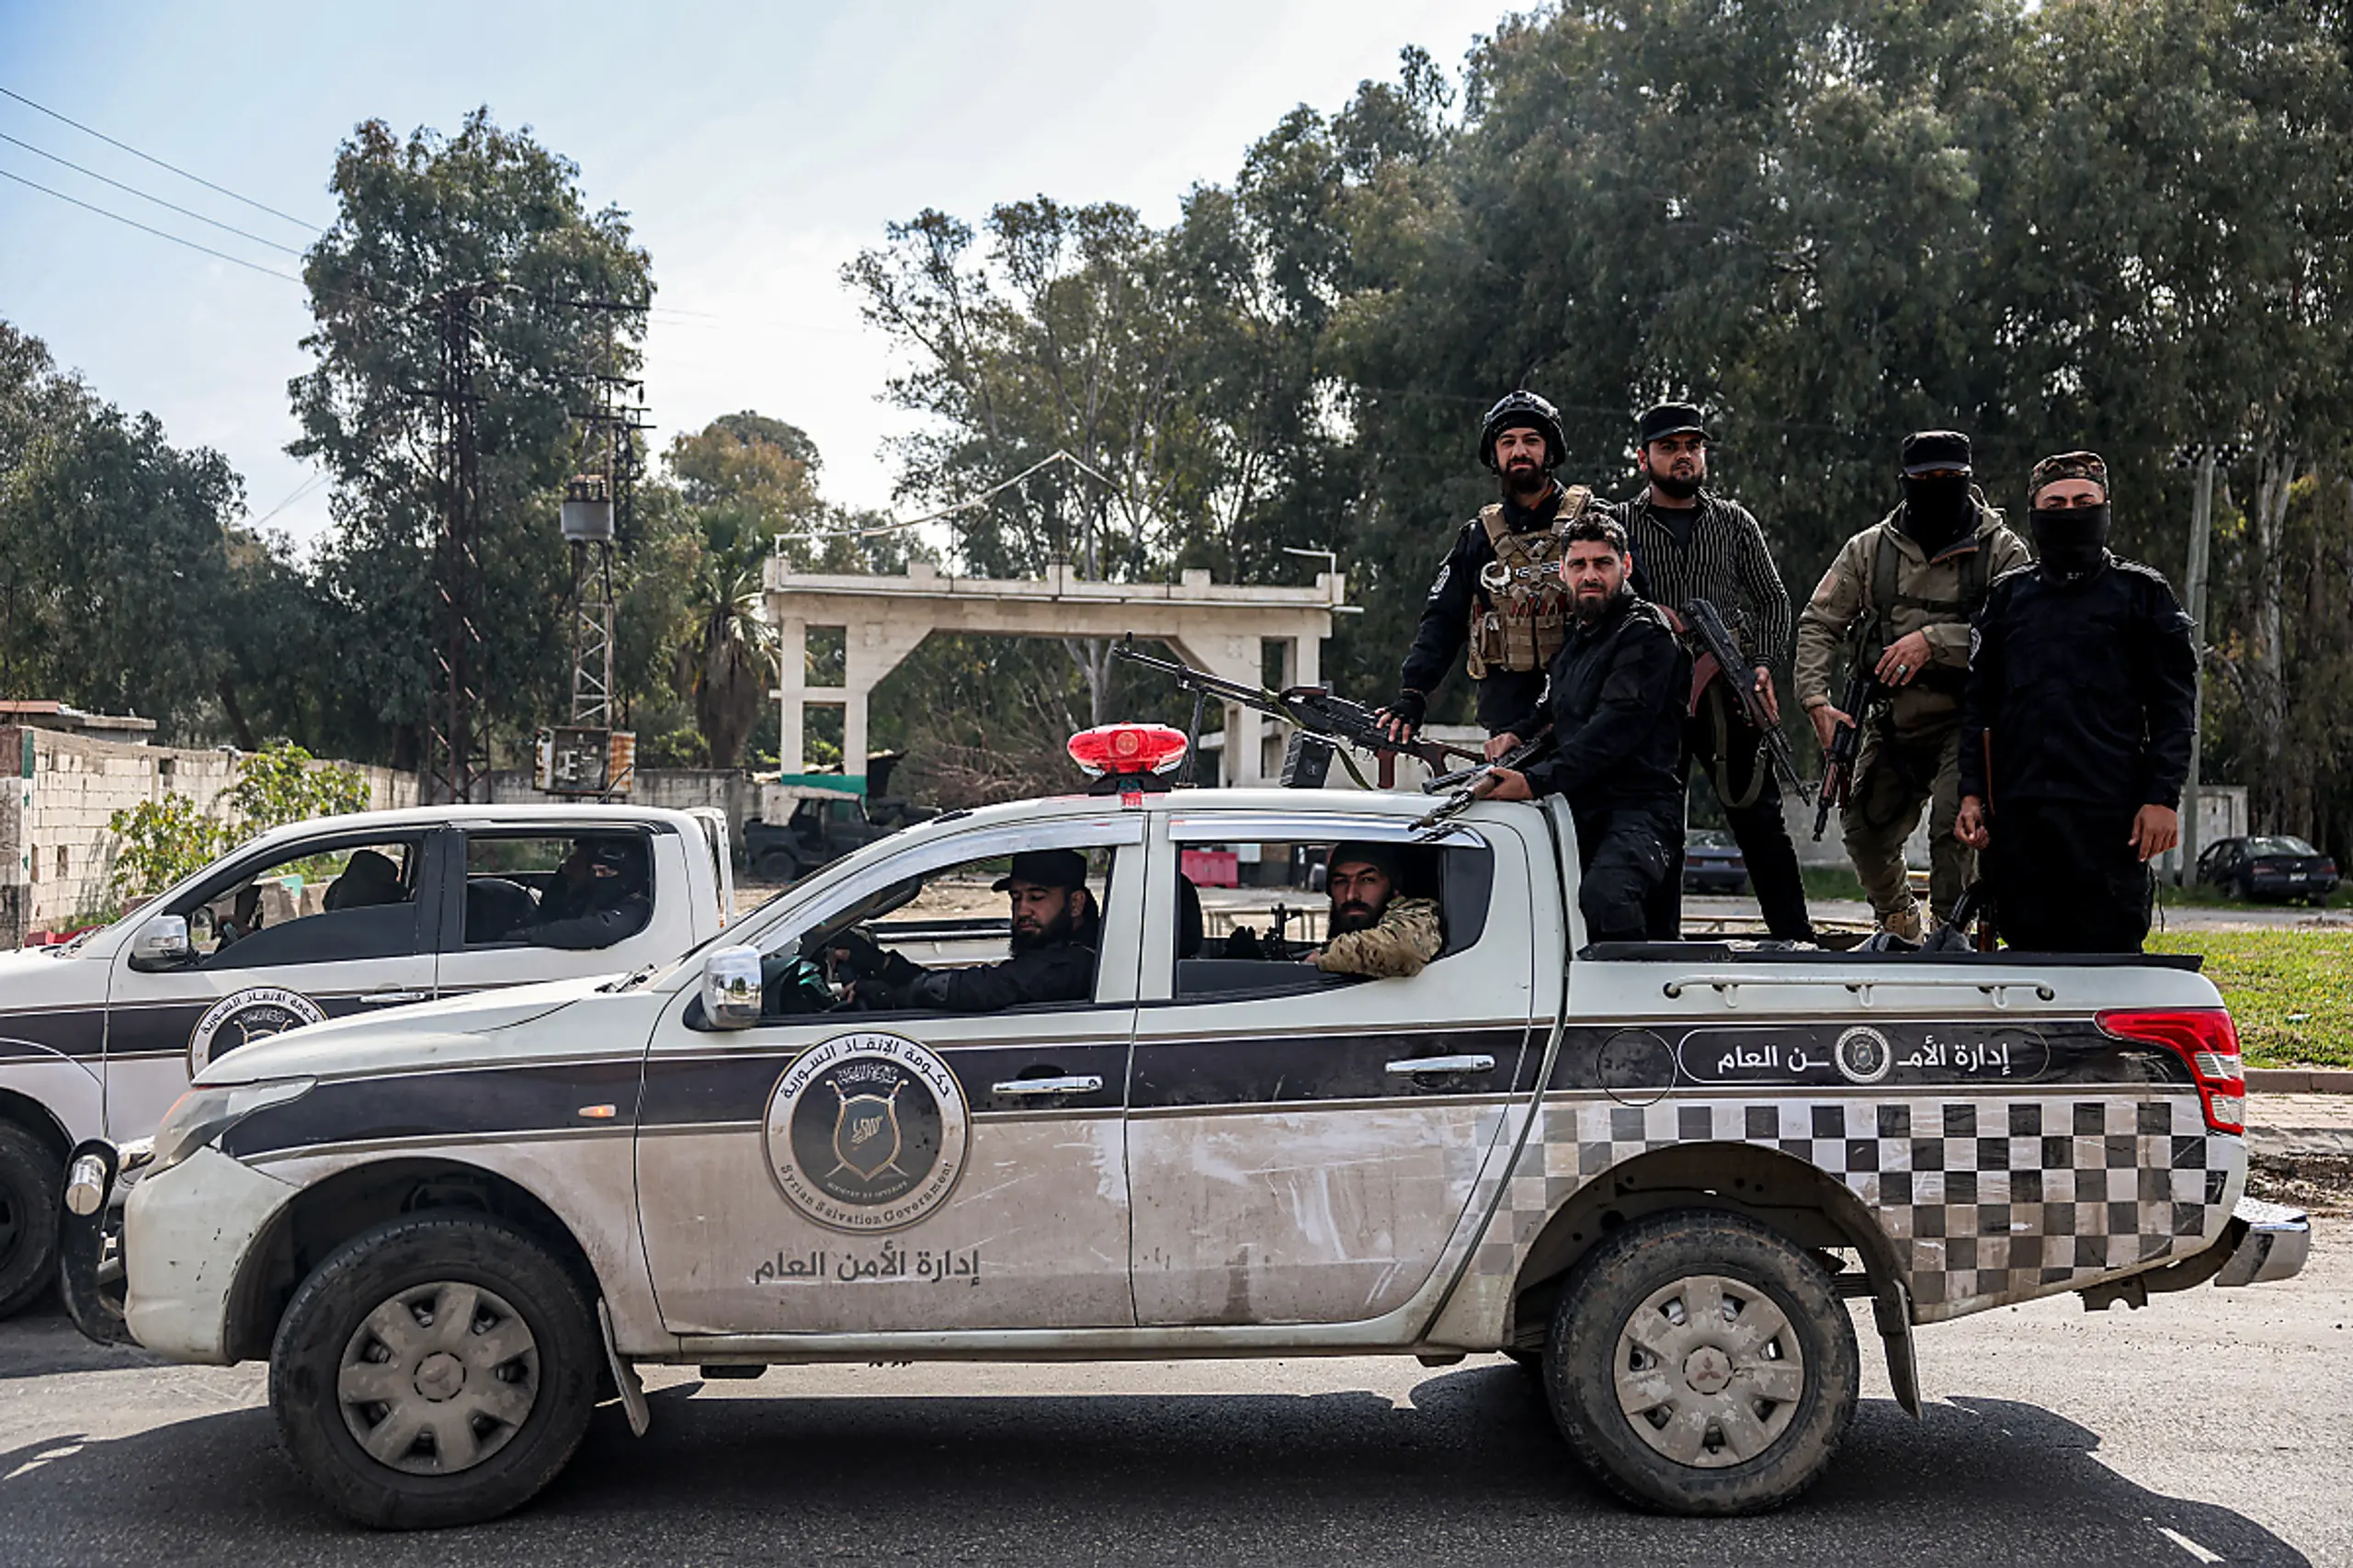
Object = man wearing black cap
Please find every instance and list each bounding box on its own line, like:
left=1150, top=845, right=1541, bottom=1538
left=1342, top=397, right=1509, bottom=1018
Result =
left=522, top=837, right=653, bottom=949
left=1955, top=451, right=2199, bottom=951
left=1620, top=403, right=1813, bottom=943
left=833, top=848, right=1100, bottom=1011
left=1795, top=431, right=2031, bottom=941
left=1307, top=842, right=1442, bottom=979
left=1380, top=391, right=1599, bottom=760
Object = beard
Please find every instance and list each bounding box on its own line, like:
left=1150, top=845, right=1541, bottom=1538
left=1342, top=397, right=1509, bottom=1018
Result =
left=1010, top=902, right=1077, bottom=952
left=1329, top=898, right=1382, bottom=935
left=1651, top=470, right=1700, bottom=501
left=1573, top=582, right=1626, bottom=625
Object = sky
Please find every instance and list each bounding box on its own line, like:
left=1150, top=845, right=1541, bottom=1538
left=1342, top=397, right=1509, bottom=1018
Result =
left=0, top=0, right=1509, bottom=551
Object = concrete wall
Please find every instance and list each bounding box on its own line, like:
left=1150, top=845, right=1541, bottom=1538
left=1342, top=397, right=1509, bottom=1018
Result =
left=0, top=727, right=415, bottom=945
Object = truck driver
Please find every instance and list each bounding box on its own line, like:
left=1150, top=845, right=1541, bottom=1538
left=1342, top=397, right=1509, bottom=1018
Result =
left=833, top=848, right=1100, bottom=1012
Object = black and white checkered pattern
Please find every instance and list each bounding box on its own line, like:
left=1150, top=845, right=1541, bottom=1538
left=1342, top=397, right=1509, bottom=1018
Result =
left=1471, top=1093, right=2236, bottom=1315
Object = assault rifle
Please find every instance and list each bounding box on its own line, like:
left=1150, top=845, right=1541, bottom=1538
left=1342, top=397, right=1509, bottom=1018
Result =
left=1812, top=657, right=1884, bottom=841
left=1680, top=597, right=1804, bottom=795
left=1110, top=634, right=1483, bottom=788
left=1411, top=726, right=1554, bottom=833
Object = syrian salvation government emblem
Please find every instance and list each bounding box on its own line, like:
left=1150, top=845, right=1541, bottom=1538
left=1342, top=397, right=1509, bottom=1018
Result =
left=763, top=1032, right=970, bottom=1233
left=188, top=986, right=327, bottom=1073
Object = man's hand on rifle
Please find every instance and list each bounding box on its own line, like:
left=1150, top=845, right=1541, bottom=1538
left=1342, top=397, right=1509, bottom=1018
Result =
left=1873, top=630, right=1934, bottom=687
left=1375, top=688, right=1427, bottom=745
left=1483, top=731, right=1520, bottom=762
left=1751, top=665, right=1780, bottom=724
left=1808, top=701, right=1851, bottom=754
left=1472, top=767, right=1533, bottom=802
left=1955, top=795, right=1991, bottom=850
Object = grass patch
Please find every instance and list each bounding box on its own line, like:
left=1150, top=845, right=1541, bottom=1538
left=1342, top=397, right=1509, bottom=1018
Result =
left=2147, top=929, right=2353, bottom=1069
left=1799, top=865, right=1869, bottom=903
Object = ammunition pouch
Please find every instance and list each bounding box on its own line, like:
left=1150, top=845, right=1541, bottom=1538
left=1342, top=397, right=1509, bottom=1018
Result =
left=1466, top=489, right=1589, bottom=677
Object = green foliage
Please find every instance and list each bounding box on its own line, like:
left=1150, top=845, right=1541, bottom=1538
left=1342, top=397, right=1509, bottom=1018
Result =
left=288, top=108, right=654, bottom=767
left=223, top=743, right=371, bottom=832
left=106, top=744, right=373, bottom=898
left=106, top=793, right=229, bottom=900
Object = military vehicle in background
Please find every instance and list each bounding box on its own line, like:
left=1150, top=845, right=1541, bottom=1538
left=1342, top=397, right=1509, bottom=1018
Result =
left=740, top=753, right=937, bottom=884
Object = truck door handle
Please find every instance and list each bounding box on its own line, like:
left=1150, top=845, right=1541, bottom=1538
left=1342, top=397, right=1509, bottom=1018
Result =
left=358, top=989, right=429, bottom=1006
left=990, top=1074, right=1104, bottom=1097
left=1386, top=1054, right=1496, bottom=1076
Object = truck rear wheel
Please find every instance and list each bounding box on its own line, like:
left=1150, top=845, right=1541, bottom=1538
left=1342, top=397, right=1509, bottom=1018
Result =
left=0, top=1121, right=61, bottom=1319
left=1544, top=1211, right=1858, bottom=1515
left=754, top=849, right=801, bottom=883
left=268, top=1213, right=599, bottom=1528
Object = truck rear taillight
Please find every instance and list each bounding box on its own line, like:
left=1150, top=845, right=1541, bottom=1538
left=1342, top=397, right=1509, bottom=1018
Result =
left=2097, top=1007, right=2245, bottom=1133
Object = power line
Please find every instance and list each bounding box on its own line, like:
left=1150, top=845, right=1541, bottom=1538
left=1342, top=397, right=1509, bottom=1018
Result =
left=0, top=129, right=306, bottom=256
left=0, top=85, right=320, bottom=232
left=0, top=165, right=301, bottom=283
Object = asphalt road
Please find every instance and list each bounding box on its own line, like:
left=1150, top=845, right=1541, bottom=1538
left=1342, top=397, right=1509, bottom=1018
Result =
left=1, top=1219, right=2344, bottom=1568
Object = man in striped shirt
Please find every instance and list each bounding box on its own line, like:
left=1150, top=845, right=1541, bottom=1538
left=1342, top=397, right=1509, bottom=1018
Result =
left=1620, top=403, right=1814, bottom=943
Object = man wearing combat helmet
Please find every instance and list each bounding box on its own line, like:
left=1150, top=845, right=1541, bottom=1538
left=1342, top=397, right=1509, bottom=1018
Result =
left=1380, top=391, right=1599, bottom=760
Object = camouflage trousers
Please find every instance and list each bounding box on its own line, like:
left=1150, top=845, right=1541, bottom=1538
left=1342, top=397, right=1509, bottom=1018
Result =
left=1841, top=721, right=1976, bottom=924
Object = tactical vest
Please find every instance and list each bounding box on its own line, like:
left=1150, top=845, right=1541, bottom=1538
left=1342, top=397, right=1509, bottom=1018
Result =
left=1869, top=525, right=1991, bottom=695
left=1466, top=486, right=1591, bottom=677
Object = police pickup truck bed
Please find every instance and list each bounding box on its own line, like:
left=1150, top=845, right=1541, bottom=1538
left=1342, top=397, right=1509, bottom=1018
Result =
left=59, top=786, right=2307, bottom=1528
left=0, top=804, right=733, bottom=1320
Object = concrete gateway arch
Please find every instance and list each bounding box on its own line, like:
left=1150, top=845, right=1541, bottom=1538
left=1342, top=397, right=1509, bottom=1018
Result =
left=761, top=558, right=1350, bottom=790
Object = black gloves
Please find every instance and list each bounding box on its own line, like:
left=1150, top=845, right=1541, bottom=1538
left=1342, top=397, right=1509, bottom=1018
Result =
left=1381, top=689, right=1427, bottom=731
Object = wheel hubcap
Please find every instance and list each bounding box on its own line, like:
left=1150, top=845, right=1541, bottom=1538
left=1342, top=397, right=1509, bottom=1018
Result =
left=1613, top=1273, right=1804, bottom=1469
left=337, top=1280, right=540, bottom=1476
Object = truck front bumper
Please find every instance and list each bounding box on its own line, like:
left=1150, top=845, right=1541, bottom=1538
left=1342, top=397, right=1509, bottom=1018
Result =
left=2214, top=1196, right=2312, bottom=1287
left=60, top=1138, right=142, bottom=1347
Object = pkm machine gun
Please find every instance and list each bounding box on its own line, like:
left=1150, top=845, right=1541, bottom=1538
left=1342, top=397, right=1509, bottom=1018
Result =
left=1813, top=656, right=1885, bottom=841
left=1679, top=597, right=1803, bottom=796
left=1110, top=635, right=1482, bottom=789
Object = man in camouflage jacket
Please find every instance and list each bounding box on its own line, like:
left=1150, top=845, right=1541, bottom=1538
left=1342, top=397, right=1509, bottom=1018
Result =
left=1793, top=431, right=2032, bottom=939
left=1310, top=842, right=1442, bottom=979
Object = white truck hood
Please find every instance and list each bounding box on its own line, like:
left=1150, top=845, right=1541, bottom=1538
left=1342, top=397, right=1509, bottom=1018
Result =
left=0, top=942, right=106, bottom=1014
left=193, top=974, right=614, bottom=1085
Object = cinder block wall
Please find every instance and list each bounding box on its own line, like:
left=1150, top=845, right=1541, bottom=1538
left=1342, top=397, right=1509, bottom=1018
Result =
left=0, top=726, right=416, bottom=945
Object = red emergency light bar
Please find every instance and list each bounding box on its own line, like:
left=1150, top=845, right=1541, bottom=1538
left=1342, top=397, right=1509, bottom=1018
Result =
left=1067, top=723, right=1189, bottom=784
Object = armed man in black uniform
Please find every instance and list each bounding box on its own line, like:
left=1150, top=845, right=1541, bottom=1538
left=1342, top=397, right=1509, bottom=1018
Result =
left=520, top=837, right=653, bottom=949
left=1620, top=403, right=1813, bottom=943
left=833, top=849, right=1100, bottom=1010
left=1955, top=452, right=2199, bottom=952
left=1475, top=515, right=1690, bottom=945
left=1380, top=392, right=1598, bottom=759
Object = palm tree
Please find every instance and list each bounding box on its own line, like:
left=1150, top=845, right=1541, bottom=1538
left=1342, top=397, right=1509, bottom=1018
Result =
left=674, top=554, right=776, bottom=768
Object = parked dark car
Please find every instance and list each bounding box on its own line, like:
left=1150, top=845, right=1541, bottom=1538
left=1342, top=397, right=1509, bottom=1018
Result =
left=2197, top=835, right=2341, bottom=904
left=1683, top=827, right=1749, bottom=894
left=741, top=756, right=938, bottom=884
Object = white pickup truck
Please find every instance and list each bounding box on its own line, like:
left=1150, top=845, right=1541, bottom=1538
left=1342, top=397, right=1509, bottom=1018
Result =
left=0, top=803, right=733, bottom=1318
left=58, top=779, right=2307, bottom=1528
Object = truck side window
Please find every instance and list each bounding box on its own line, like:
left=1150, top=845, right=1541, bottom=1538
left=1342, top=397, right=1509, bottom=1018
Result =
left=180, top=837, right=425, bottom=969
left=760, top=845, right=1120, bottom=1017
left=460, top=833, right=654, bottom=949
left=1165, top=838, right=1491, bottom=999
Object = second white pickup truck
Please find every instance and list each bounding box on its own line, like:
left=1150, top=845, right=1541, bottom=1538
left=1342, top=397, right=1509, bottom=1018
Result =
left=0, top=803, right=733, bottom=1318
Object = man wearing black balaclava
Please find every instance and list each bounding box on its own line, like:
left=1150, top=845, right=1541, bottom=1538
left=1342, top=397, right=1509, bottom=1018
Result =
left=1794, top=432, right=2032, bottom=942
left=1955, top=452, right=2198, bottom=952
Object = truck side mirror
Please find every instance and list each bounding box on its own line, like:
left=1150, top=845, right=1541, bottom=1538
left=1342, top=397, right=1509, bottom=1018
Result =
left=701, top=945, right=763, bottom=1029
left=129, top=915, right=192, bottom=971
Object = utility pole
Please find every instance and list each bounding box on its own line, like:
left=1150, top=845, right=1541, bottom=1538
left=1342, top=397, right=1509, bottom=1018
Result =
left=2177, top=446, right=2218, bottom=886
left=426, top=283, right=494, bottom=805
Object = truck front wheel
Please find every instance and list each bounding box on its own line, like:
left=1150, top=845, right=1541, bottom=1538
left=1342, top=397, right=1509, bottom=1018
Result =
left=268, top=1214, right=600, bottom=1528
left=0, top=1122, right=62, bottom=1318
left=1544, top=1211, right=1858, bottom=1515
